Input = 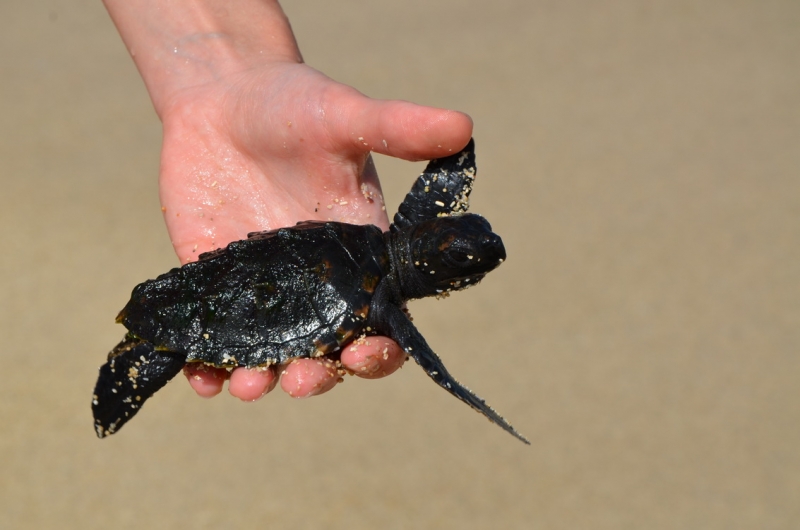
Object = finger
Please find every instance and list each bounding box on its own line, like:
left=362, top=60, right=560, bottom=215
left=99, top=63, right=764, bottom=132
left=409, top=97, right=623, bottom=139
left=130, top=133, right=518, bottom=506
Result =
left=279, top=358, right=340, bottom=398
left=329, top=86, right=474, bottom=161
left=183, top=364, right=227, bottom=397
left=355, top=101, right=473, bottom=160
left=340, top=336, right=406, bottom=379
left=229, top=366, right=279, bottom=401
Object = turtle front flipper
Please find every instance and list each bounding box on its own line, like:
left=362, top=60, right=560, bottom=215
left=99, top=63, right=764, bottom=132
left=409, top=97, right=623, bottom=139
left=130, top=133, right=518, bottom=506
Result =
left=381, top=305, right=530, bottom=444
left=391, top=138, right=477, bottom=232
left=92, top=336, right=185, bottom=438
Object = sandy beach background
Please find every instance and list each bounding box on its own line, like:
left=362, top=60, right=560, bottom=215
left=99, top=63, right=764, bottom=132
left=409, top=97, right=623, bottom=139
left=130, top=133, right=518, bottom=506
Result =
left=1, top=1, right=798, bottom=528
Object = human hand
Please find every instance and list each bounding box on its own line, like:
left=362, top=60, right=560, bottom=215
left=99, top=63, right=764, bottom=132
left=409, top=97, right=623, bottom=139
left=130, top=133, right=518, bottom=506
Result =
left=102, top=0, right=472, bottom=402
left=159, top=60, right=472, bottom=400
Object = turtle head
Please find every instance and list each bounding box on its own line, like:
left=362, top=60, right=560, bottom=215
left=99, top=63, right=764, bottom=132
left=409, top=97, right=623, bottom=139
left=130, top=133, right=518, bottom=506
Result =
left=402, top=213, right=505, bottom=298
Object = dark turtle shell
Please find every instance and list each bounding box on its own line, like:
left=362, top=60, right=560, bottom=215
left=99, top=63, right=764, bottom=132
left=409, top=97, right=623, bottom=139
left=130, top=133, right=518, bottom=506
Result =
left=117, top=221, right=389, bottom=368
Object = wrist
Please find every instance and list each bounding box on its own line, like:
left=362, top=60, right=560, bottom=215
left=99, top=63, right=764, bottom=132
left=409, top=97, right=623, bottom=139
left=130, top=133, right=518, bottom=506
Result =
left=103, top=0, right=302, bottom=117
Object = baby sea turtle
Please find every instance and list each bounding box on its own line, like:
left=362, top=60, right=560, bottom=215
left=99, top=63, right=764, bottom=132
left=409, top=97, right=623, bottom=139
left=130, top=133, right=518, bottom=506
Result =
left=92, top=139, right=529, bottom=444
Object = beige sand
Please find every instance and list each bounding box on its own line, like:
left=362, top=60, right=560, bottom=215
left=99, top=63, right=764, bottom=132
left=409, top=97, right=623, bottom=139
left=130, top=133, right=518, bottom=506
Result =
left=1, top=1, right=798, bottom=528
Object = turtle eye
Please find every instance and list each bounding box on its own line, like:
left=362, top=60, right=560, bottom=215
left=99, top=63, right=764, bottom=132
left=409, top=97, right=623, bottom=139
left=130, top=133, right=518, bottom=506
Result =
left=445, top=248, right=472, bottom=266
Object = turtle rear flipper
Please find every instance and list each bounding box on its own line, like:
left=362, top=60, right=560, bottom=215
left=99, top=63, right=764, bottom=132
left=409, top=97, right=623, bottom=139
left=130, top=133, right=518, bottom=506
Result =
left=92, top=337, right=185, bottom=438
left=381, top=305, right=530, bottom=444
left=391, top=138, right=477, bottom=231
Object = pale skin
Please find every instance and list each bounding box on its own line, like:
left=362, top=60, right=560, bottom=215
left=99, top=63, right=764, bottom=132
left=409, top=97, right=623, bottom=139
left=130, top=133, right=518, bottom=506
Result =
left=102, top=0, right=473, bottom=401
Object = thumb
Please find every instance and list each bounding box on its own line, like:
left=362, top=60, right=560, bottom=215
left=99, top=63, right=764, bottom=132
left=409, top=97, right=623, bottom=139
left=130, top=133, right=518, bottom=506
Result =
left=332, top=89, right=474, bottom=161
